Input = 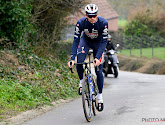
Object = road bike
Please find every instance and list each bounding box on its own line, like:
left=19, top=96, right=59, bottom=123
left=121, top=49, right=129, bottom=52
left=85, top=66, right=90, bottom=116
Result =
left=70, top=49, right=98, bottom=122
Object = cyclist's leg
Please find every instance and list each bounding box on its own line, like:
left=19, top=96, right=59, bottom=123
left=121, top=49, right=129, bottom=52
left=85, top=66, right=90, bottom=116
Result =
left=94, top=64, right=104, bottom=94
left=91, top=42, right=104, bottom=111
left=90, top=42, right=104, bottom=94
left=94, top=59, right=104, bottom=111
left=76, top=37, right=89, bottom=84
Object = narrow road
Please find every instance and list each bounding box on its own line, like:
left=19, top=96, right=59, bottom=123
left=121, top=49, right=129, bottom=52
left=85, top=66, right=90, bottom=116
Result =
left=23, top=71, right=165, bottom=125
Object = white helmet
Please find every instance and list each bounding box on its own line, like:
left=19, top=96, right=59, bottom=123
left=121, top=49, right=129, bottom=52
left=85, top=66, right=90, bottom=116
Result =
left=85, top=4, right=98, bottom=15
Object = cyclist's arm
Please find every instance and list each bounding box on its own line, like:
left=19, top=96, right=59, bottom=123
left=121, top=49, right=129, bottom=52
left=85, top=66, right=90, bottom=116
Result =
left=95, top=22, right=108, bottom=60
left=70, top=21, right=83, bottom=61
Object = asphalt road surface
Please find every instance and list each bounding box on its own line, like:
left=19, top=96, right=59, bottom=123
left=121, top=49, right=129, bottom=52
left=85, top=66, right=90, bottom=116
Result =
left=23, top=71, right=165, bottom=125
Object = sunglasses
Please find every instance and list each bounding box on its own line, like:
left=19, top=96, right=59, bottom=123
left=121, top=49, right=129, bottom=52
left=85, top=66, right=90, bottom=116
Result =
left=87, top=15, right=97, bottom=18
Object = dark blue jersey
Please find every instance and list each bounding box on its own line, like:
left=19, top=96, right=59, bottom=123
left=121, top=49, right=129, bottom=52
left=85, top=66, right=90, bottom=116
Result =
left=71, top=16, right=108, bottom=60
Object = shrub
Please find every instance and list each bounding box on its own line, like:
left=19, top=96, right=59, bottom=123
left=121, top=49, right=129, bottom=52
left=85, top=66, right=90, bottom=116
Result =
left=124, top=4, right=165, bottom=38
left=0, top=0, right=34, bottom=45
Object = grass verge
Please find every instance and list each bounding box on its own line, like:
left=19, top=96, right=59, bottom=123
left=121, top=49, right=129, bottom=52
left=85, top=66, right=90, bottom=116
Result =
left=119, top=47, right=165, bottom=59
left=0, top=41, right=79, bottom=120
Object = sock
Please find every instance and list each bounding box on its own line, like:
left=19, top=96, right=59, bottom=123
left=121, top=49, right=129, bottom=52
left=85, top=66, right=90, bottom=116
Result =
left=79, top=79, right=84, bottom=87
left=97, top=93, right=102, bottom=100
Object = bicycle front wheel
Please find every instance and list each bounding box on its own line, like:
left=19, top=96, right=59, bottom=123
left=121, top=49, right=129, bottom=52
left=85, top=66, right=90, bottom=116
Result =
left=82, top=78, right=92, bottom=122
left=91, top=74, right=98, bottom=116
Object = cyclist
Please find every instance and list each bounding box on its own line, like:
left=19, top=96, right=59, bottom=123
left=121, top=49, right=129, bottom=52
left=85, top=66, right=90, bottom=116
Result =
left=68, top=4, right=108, bottom=111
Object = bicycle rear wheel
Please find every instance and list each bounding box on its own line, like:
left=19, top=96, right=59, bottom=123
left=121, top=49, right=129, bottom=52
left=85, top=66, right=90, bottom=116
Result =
left=82, top=78, right=92, bottom=122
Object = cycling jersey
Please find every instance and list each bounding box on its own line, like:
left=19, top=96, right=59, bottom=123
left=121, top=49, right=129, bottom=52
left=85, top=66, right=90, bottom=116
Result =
left=71, top=16, right=108, bottom=60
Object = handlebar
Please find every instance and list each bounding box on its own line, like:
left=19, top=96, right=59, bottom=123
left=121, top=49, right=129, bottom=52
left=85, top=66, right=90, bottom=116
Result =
left=104, top=49, right=119, bottom=55
left=69, top=60, right=99, bottom=73
left=69, top=61, right=74, bottom=73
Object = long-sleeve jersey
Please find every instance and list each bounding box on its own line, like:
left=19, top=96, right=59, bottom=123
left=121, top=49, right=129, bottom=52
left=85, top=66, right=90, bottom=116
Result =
left=71, top=16, right=108, bottom=60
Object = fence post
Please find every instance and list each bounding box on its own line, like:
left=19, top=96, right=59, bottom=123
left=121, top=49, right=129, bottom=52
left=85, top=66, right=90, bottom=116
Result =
left=140, top=36, right=142, bottom=57
left=164, top=40, right=165, bottom=59
left=130, top=36, right=132, bottom=56
left=152, top=38, right=154, bottom=59
left=120, top=34, right=123, bottom=54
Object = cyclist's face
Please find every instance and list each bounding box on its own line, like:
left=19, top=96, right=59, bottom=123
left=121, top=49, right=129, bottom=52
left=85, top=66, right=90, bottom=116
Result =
left=85, top=14, right=98, bottom=24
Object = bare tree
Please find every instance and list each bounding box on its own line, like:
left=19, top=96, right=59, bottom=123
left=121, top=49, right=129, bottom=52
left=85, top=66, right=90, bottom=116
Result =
left=31, top=0, right=88, bottom=47
left=107, top=0, right=165, bottom=19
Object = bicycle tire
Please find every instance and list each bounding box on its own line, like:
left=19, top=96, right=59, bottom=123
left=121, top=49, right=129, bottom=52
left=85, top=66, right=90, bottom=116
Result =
left=91, top=74, right=98, bottom=116
left=82, top=78, right=92, bottom=122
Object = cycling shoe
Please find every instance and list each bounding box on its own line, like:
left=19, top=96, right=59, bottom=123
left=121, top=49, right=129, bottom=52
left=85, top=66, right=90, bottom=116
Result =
left=97, top=99, right=104, bottom=112
left=78, top=87, right=82, bottom=95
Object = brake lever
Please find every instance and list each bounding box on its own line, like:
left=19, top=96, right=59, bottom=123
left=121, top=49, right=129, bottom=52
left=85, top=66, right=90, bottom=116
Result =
left=69, top=61, right=74, bottom=73
left=94, top=60, right=99, bottom=72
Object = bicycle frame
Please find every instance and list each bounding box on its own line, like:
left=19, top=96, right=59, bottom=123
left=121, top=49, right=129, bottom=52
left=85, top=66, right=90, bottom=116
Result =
left=84, top=53, right=94, bottom=102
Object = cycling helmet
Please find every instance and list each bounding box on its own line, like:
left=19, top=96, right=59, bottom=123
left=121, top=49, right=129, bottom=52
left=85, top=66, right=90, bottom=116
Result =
left=108, top=34, right=111, bottom=39
left=85, top=4, right=98, bottom=15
